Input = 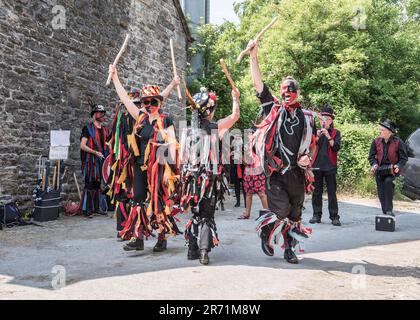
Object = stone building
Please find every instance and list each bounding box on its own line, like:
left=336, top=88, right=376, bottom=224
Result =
left=0, top=0, right=192, bottom=206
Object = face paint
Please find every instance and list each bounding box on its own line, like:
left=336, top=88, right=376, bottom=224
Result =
left=281, top=80, right=298, bottom=106
left=95, top=112, right=105, bottom=122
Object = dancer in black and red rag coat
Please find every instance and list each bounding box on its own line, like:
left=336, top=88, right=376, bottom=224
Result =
left=80, top=103, right=110, bottom=218
left=178, top=87, right=240, bottom=265
left=246, top=40, right=317, bottom=264
left=105, top=89, right=138, bottom=241
left=108, top=64, right=181, bottom=253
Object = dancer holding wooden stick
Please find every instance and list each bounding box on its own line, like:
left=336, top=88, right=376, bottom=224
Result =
left=246, top=38, right=317, bottom=264
left=178, top=61, right=241, bottom=265
left=108, top=62, right=181, bottom=253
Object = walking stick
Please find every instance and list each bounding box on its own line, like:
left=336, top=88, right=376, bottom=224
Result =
left=236, top=16, right=278, bottom=63
left=73, top=172, right=82, bottom=202
left=106, top=34, right=130, bottom=86
left=219, top=59, right=238, bottom=93
left=170, top=38, right=182, bottom=99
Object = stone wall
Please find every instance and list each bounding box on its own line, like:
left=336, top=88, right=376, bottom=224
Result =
left=0, top=0, right=190, bottom=206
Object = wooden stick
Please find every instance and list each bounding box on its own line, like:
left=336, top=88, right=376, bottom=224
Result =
left=42, top=168, right=46, bottom=192
left=170, top=38, right=182, bottom=99
left=219, top=59, right=238, bottom=92
left=61, top=166, right=68, bottom=180
left=182, top=77, right=197, bottom=108
left=57, top=161, right=61, bottom=190
left=52, top=165, right=57, bottom=190
left=106, top=34, right=130, bottom=86
left=236, top=16, right=278, bottom=63
left=73, top=172, right=82, bottom=202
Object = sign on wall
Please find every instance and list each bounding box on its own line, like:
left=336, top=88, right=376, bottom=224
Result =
left=49, top=130, right=71, bottom=160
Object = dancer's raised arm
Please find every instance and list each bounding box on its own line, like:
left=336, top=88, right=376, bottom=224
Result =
left=108, top=64, right=140, bottom=121
left=247, top=40, right=264, bottom=94
left=218, top=89, right=240, bottom=139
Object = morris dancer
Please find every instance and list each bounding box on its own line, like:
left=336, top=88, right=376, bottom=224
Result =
left=179, top=87, right=240, bottom=265
left=247, top=40, right=317, bottom=264
left=106, top=89, right=139, bottom=240
left=108, top=64, right=181, bottom=252
left=80, top=102, right=110, bottom=218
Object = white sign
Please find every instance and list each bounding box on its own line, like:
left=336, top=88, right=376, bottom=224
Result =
left=49, top=146, right=69, bottom=160
left=49, top=130, right=70, bottom=160
left=50, top=130, right=71, bottom=147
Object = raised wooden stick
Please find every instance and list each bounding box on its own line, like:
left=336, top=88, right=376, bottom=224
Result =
left=73, top=172, right=82, bottom=202
left=182, top=77, right=195, bottom=107
left=106, top=34, right=130, bottom=86
left=236, top=16, right=278, bottom=63
left=219, top=59, right=238, bottom=92
left=170, top=38, right=182, bottom=99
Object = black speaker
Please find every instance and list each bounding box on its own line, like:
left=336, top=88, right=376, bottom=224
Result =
left=375, top=215, right=395, bottom=232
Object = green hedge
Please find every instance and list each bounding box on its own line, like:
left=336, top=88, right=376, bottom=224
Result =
left=335, top=122, right=378, bottom=195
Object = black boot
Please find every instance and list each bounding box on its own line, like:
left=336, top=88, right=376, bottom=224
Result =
left=261, top=237, right=274, bottom=256
left=331, top=217, right=342, bottom=226
left=284, top=249, right=298, bottom=264
left=309, top=215, right=321, bottom=224
left=123, top=237, right=144, bottom=251
left=260, top=223, right=274, bottom=256
left=188, top=246, right=200, bottom=260
left=153, top=239, right=167, bottom=252
left=199, top=249, right=209, bottom=265
left=234, top=201, right=240, bottom=207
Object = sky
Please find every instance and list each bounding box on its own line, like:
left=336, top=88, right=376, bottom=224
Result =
left=209, top=0, right=240, bottom=25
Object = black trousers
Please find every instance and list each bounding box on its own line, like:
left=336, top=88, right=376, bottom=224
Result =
left=375, top=174, right=395, bottom=214
left=265, top=167, right=305, bottom=222
left=234, top=179, right=245, bottom=205
left=133, top=164, right=148, bottom=203
left=312, top=170, right=339, bottom=219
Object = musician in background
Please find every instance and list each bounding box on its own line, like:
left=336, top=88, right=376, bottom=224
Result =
left=80, top=103, right=110, bottom=218
left=368, top=119, right=408, bottom=217
left=310, top=106, right=342, bottom=226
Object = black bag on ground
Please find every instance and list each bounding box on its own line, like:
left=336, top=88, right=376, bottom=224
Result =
left=0, top=201, right=23, bottom=228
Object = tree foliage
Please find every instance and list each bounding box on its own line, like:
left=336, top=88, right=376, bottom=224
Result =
left=189, top=0, right=420, bottom=137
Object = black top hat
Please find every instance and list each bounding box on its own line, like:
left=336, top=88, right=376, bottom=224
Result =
left=90, top=104, right=106, bottom=117
left=321, top=106, right=334, bottom=119
left=379, top=119, right=397, bottom=133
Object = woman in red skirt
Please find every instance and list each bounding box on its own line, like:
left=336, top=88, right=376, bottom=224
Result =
left=238, top=129, right=269, bottom=219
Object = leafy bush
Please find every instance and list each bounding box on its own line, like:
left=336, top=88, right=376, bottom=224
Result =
left=335, top=122, right=377, bottom=193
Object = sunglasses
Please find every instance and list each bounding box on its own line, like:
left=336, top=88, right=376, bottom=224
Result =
left=141, top=98, right=160, bottom=107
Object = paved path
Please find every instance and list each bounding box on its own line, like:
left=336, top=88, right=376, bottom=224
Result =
left=1, top=196, right=419, bottom=299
